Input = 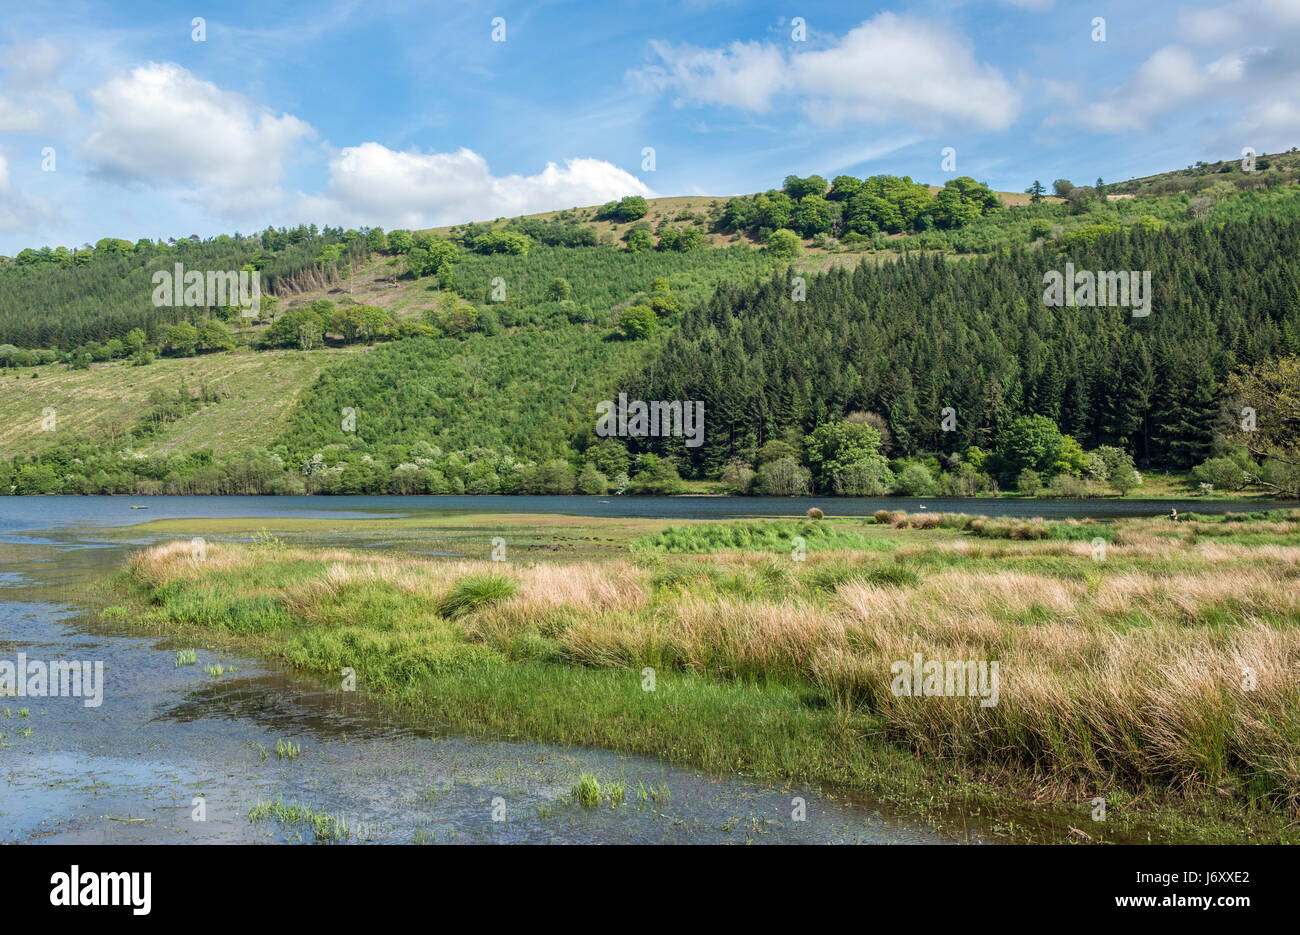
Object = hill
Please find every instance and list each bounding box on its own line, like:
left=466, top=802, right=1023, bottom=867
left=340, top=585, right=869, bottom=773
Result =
left=2, top=151, right=1299, bottom=497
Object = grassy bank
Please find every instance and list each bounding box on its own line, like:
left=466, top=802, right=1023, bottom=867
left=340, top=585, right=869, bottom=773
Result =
left=114, top=510, right=1300, bottom=843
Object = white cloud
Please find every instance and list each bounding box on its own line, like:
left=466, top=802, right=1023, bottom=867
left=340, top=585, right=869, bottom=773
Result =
left=633, top=40, right=789, bottom=112
left=631, top=13, right=1020, bottom=131
left=0, top=38, right=78, bottom=133
left=0, top=96, right=46, bottom=134
left=1082, top=47, right=1215, bottom=131
left=299, top=143, right=655, bottom=229
left=84, top=63, right=314, bottom=206
left=0, top=152, right=55, bottom=233
left=1078, top=1, right=1300, bottom=136
left=1179, top=0, right=1300, bottom=44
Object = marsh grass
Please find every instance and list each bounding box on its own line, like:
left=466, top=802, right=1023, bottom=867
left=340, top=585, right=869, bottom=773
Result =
left=571, top=774, right=625, bottom=807
left=248, top=797, right=348, bottom=842
left=125, top=515, right=1300, bottom=839
left=631, top=519, right=896, bottom=554
left=438, top=573, right=517, bottom=619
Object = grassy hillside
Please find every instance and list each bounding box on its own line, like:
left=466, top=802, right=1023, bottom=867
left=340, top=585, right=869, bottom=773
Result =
left=0, top=349, right=347, bottom=460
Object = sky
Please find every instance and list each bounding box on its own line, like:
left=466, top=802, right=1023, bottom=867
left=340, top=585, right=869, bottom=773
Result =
left=1, top=0, right=1298, bottom=254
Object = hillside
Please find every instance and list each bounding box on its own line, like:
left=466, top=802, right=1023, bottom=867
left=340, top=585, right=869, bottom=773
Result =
left=0, top=349, right=347, bottom=461
left=2, top=152, right=1299, bottom=497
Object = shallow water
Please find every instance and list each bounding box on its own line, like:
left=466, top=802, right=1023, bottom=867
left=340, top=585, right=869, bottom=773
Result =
left=1, top=493, right=1293, bottom=543
left=0, top=525, right=980, bottom=845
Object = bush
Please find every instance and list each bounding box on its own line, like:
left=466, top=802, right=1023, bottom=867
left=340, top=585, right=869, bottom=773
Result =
left=892, top=462, right=936, bottom=496
left=720, top=459, right=755, bottom=494
left=1046, top=473, right=1092, bottom=498
left=576, top=462, right=607, bottom=495
left=830, top=459, right=894, bottom=495
left=630, top=454, right=686, bottom=495
left=766, top=229, right=803, bottom=258
left=618, top=304, right=656, bottom=340
left=1017, top=468, right=1043, bottom=495
left=1192, top=457, right=1247, bottom=492
left=752, top=456, right=811, bottom=496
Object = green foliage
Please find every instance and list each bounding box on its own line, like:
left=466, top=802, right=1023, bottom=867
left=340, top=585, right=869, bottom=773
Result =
left=470, top=230, right=533, bottom=256
left=752, top=456, right=811, bottom=495
left=804, top=419, right=890, bottom=494
left=163, top=322, right=200, bottom=356
left=629, top=453, right=684, bottom=494
left=1016, top=468, right=1043, bottom=495
left=657, top=227, right=703, bottom=252
left=997, top=415, right=1069, bottom=479
left=438, top=574, right=517, bottom=618
left=276, top=328, right=651, bottom=467
left=262, top=308, right=326, bottom=350
left=766, top=229, right=802, bottom=258
left=625, top=228, right=654, bottom=253
left=406, top=236, right=460, bottom=277
left=893, top=462, right=937, bottom=496
left=1192, top=457, right=1247, bottom=492
left=619, top=304, right=657, bottom=340
left=599, top=196, right=649, bottom=222
left=783, top=175, right=829, bottom=199
left=331, top=305, right=394, bottom=344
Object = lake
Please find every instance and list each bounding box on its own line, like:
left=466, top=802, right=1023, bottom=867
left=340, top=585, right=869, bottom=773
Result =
left=2, top=493, right=1292, bottom=540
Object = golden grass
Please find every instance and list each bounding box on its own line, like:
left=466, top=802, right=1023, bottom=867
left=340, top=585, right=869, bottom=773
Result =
left=133, top=529, right=1300, bottom=805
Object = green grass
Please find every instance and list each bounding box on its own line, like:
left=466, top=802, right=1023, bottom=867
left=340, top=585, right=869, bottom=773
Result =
left=0, top=348, right=345, bottom=459
left=631, top=518, right=898, bottom=554
left=438, top=573, right=518, bottom=618
left=117, top=512, right=1300, bottom=844
left=248, top=797, right=348, bottom=843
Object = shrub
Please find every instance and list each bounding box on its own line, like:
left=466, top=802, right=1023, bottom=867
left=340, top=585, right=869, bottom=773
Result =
left=1046, top=473, right=1093, bottom=498
left=438, top=574, right=517, bottom=618
left=1017, top=468, right=1043, bottom=496
left=1192, top=457, right=1247, bottom=492
left=892, top=462, right=936, bottom=496
left=720, top=459, right=756, bottom=494
left=752, top=457, right=811, bottom=496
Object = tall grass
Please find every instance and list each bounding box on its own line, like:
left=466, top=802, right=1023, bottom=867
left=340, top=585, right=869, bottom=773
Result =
left=128, top=516, right=1300, bottom=819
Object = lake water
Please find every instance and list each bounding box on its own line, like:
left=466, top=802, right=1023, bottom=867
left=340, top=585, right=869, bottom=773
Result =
left=1, top=493, right=1292, bottom=540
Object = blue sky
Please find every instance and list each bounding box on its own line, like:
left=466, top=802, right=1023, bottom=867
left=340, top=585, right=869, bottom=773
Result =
left=1, top=0, right=1298, bottom=253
